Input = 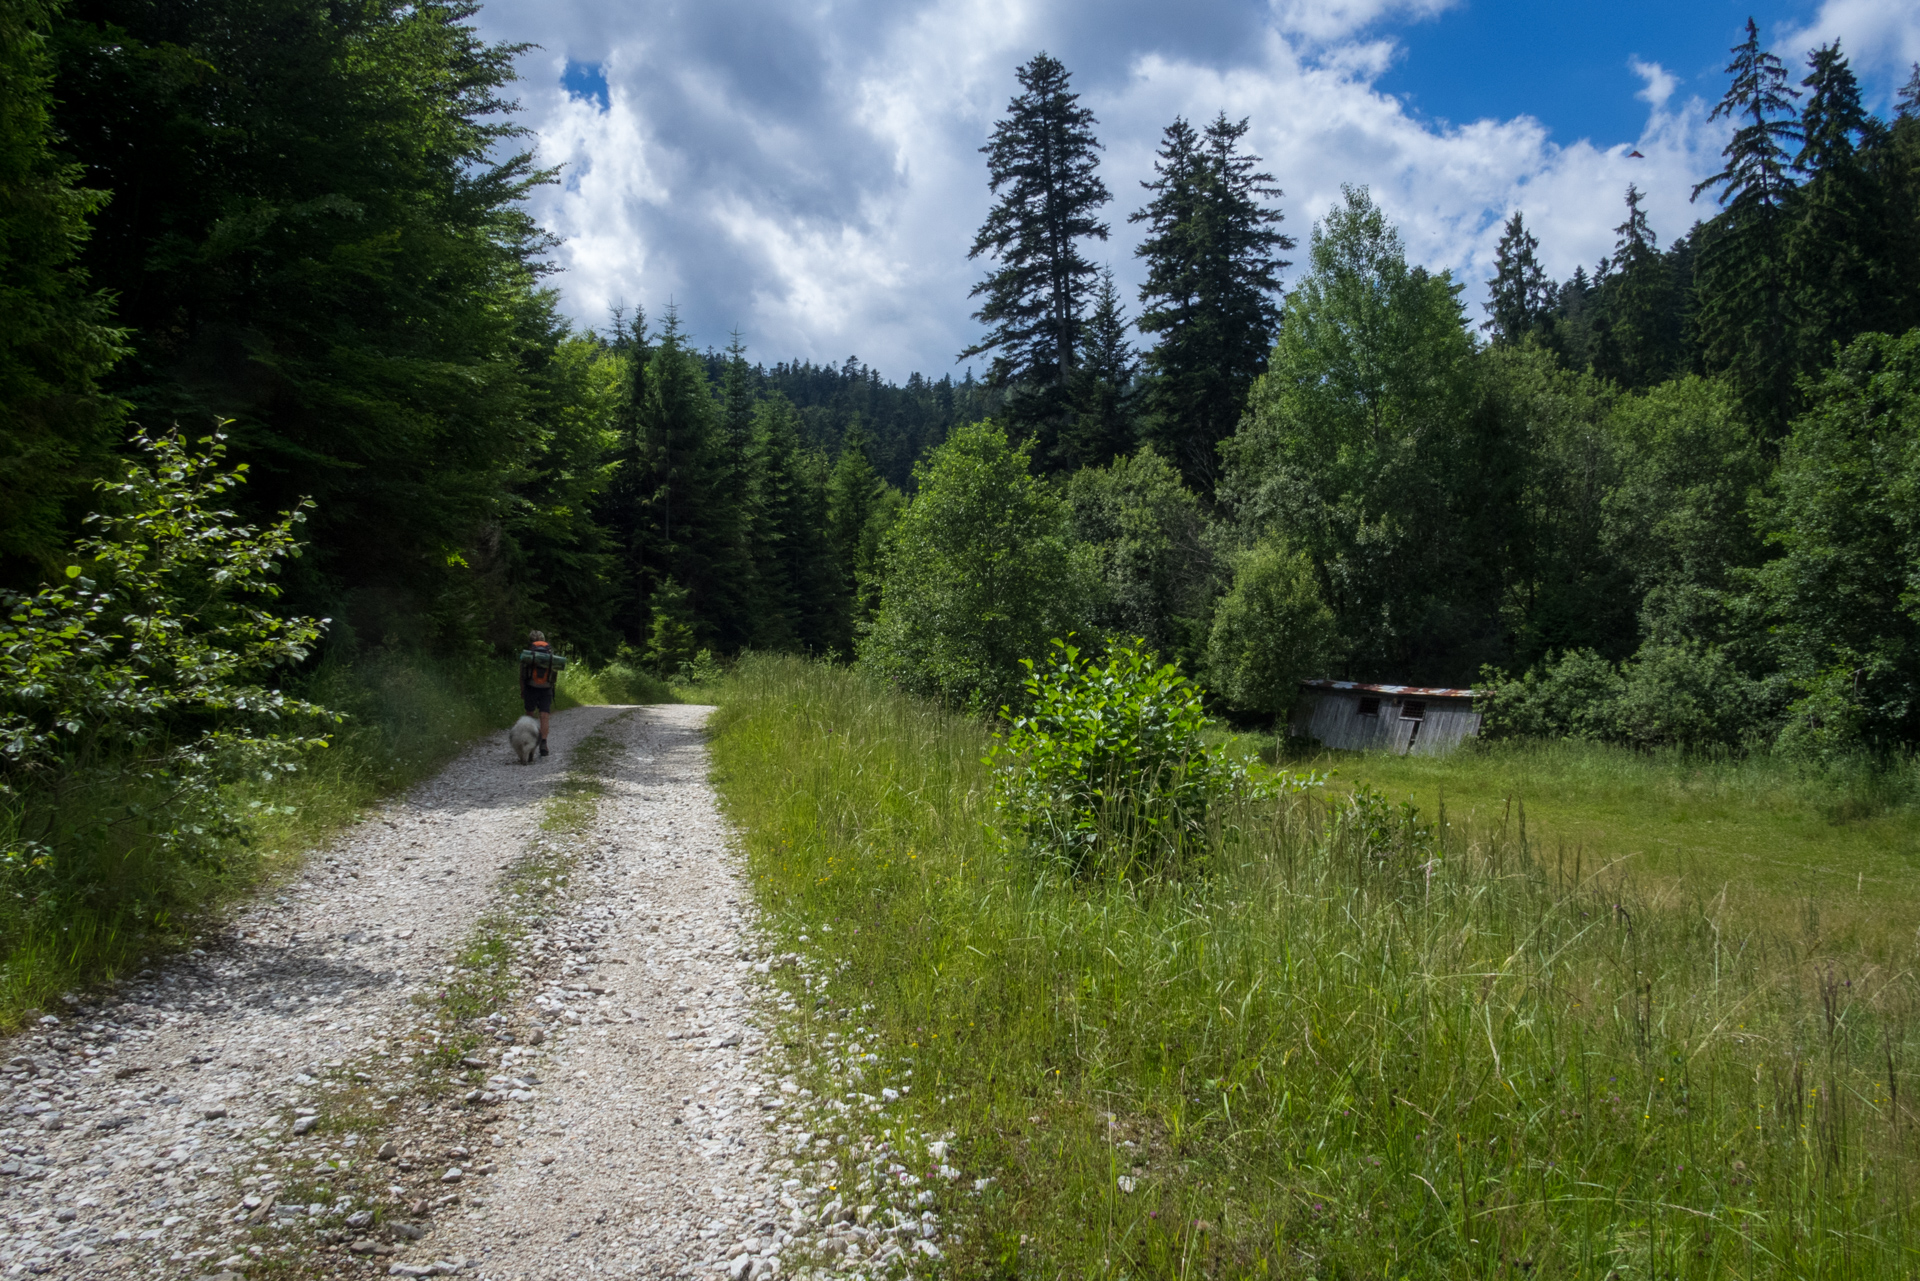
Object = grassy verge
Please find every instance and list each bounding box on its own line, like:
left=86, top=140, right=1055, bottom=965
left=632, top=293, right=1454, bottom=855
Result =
left=0, top=648, right=670, bottom=1028
left=709, top=654, right=1920, bottom=1279
left=1290, top=737, right=1920, bottom=963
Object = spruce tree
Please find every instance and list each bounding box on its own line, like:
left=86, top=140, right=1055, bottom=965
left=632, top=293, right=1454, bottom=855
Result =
left=961, top=52, right=1110, bottom=454
left=745, top=393, right=836, bottom=653
left=0, top=0, right=121, bottom=587
left=601, top=308, right=651, bottom=646
left=825, top=426, right=901, bottom=649
left=1786, top=43, right=1897, bottom=370
left=1593, top=186, right=1680, bottom=389
left=634, top=311, right=755, bottom=650
left=1483, top=211, right=1551, bottom=347
left=1062, top=267, right=1136, bottom=469
left=1131, top=113, right=1291, bottom=493
left=1690, top=17, right=1801, bottom=436
left=1888, top=66, right=1920, bottom=333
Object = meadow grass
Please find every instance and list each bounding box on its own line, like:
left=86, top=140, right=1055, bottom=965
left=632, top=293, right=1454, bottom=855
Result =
left=1293, top=738, right=1920, bottom=965
left=708, top=654, right=1920, bottom=1279
left=0, top=649, right=672, bottom=1027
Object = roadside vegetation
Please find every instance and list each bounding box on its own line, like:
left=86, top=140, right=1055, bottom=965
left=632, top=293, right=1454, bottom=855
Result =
left=710, top=652, right=1920, bottom=1278
left=1296, top=740, right=1920, bottom=965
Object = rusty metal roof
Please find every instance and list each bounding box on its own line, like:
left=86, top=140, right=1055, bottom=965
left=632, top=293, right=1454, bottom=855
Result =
left=1301, top=679, right=1476, bottom=699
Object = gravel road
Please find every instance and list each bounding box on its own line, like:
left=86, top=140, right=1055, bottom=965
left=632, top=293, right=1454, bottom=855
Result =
left=0, top=703, right=848, bottom=1281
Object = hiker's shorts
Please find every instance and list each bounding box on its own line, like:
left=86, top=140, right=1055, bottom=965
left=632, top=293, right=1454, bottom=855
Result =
left=522, top=685, right=554, bottom=715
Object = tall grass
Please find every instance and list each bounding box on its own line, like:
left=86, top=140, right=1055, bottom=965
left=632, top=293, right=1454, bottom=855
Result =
left=709, top=654, right=1920, bottom=1278
left=1295, top=735, right=1920, bottom=966
left=0, top=649, right=671, bottom=1025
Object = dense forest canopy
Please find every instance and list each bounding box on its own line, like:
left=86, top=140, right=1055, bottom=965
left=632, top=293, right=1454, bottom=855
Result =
left=5, top=0, right=1920, bottom=758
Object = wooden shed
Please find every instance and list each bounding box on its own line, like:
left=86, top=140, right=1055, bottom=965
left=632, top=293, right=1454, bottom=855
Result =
left=1288, top=680, right=1482, bottom=756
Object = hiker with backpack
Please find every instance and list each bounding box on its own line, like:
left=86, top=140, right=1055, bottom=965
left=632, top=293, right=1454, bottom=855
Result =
left=519, top=630, right=567, bottom=758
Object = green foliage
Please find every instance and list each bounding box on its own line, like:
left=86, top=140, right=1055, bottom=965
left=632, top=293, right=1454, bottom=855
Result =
left=50, top=0, right=569, bottom=643
left=0, top=0, right=122, bottom=588
left=961, top=52, right=1110, bottom=448
left=1752, top=327, right=1920, bottom=749
left=1059, top=267, right=1136, bottom=470
left=1130, top=113, right=1290, bottom=492
left=505, top=335, right=622, bottom=659
left=1689, top=19, right=1802, bottom=435
left=1220, top=186, right=1489, bottom=681
left=713, top=656, right=1920, bottom=1280
left=1482, top=210, right=1551, bottom=347
left=1205, top=537, right=1334, bottom=719
left=0, top=431, right=333, bottom=780
left=860, top=422, right=1094, bottom=711
left=1587, top=185, right=1684, bottom=390
left=745, top=393, right=839, bottom=654
left=675, top=648, right=723, bottom=688
left=989, top=638, right=1252, bottom=878
left=1062, top=445, right=1216, bottom=671
left=1478, top=345, right=1631, bottom=665
left=0, top=431, right=336, bottom=1013
left=643, top=576, right=698, bottom=676
left=629, top=317, right=756, bottom=651
left=1602, top=373, right=1765, bottom=646
left=825, top=425, right=904, bottom=650
left=1480, top=641, right=1765, bottom=752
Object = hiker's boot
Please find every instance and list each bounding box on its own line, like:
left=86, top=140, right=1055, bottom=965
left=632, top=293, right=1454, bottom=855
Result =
left=538, top=738, right=549, bottom=758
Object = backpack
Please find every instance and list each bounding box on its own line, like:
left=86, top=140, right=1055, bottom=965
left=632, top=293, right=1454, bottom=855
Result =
left=521, top=641, right=567, bottom=688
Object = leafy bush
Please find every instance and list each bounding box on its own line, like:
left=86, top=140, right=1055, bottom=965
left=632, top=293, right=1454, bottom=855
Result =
left=988, top=639, right=1257, bottom=878
left=0, top=431, right=335, bottom=1005
left=563, top=657, right=675, bottom=707
left=1205, top=536, right=1335, bottom=719
left=676, top=648, right=723, bottom=687
left=1063, top=446, right=1219, bottom=672
left=1479, top=640, right=1766, bottom=751
left=860, top=422, right=1095, bottom=712
left=1, top=431, right=334, bottom=800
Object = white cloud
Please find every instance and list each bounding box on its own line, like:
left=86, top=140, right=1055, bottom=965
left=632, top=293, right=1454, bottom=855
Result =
left=1630, top=57, right=1677, bottom=111
left=477, top=0, right=1739, bottom=377
left=1265, top=0, right=1454, bottom=45
left=1778, top=0, right=1920, bottom=111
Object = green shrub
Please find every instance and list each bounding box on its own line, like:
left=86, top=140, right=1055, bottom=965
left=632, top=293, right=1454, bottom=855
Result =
left=564, top=657, right=675, bottom=707
left=1205, top=536, right=1335, bottom=719
left=0, top=431, right=336, bottom=1016
left=1480, top=640, right=1767, bottom=752
left=988, top=638, right=1259, bottom=878
left=675, top=648, right=723, bottom=687
left=644, top=577, right=698, bottom=674
left=860, top=422, right=1095, bottom=712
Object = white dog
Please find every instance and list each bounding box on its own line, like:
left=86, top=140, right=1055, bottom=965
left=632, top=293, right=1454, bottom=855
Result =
left=509, top=715, right=541, bottom=765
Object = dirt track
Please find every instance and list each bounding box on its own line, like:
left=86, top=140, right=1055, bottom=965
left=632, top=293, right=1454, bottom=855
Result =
left=0, top=704, right=836, bottom=1281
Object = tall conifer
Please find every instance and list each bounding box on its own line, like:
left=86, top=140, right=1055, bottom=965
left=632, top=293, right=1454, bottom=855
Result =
left=961, top=53, right=1110, bottom=453
left=1131, top=113, right=1291, bottom=492
left=1787, top=43, right=1897, bottom=367
left=635, top=311, right=754, bottom=650
left=1483, top=211, right=1551, bottom=347
left=1593, top=186, right=1680, bottom=389
left=1690, top=17, right=1801, bottom=436
left=1063, top=267, right=1137, bottom=469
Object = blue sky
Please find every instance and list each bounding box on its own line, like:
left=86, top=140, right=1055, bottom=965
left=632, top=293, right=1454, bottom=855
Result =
left=473, top=0, right=1920, bottom=381
left=1380, top=0, right=1906, bottom=145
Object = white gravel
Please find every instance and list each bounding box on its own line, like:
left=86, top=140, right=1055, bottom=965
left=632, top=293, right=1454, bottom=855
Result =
left=0, top=703, right=848, bottom=1281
